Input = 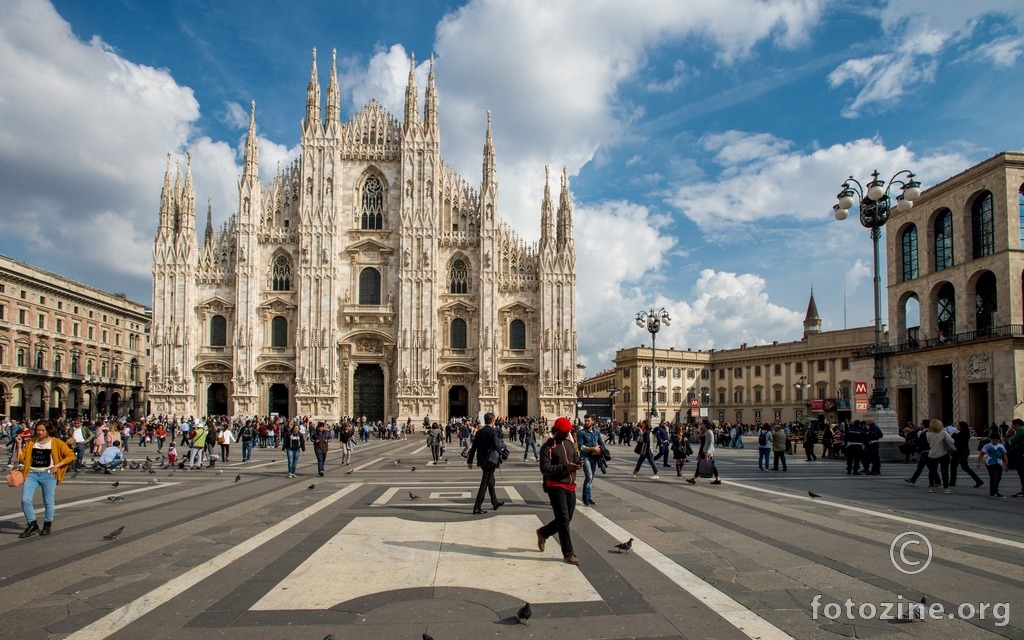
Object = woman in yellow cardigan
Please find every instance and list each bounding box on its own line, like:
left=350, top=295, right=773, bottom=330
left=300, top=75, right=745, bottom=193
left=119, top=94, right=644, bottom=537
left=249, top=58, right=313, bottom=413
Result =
left=18, top=420, right=76, bottom=538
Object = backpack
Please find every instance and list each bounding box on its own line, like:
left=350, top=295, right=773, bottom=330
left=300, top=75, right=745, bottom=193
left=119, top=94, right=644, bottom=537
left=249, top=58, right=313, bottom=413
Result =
left=758, top=430, right=769, bottom=447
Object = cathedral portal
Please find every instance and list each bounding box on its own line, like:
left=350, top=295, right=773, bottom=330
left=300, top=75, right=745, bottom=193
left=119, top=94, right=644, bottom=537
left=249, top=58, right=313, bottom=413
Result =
left=448, top=385, right=469, bottom=419
left=353, top=364, right=385, bottom=422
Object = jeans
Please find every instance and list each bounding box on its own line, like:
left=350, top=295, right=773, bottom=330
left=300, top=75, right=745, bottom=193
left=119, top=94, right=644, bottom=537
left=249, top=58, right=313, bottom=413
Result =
left=285, top=448, right=301, bottom=475
left=523, top=440, right=539, bottom=460
left=241, top=439, right=255, bottom=462
left=22, top=470, right=57, bottom=523
left=758, top=447, right=771, bottom=470
left=986, top=464, right=1003, bottom=495
left=632, top=448, right=659, bottom=475
left=314, top=450, right=327, bottom=474
left=655, top=445, right=670, bottom=467
left=581, top=455, right=596, bottom=503
left=538, top=488, right=576, bottom=558
left=74, top=442, right=88, bottom=470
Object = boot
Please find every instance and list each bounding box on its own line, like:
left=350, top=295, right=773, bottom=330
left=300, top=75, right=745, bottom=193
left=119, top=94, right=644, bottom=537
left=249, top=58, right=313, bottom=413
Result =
left=19, top=522, right=40, bottom=538
left=40, top=521, right=52, bottom=536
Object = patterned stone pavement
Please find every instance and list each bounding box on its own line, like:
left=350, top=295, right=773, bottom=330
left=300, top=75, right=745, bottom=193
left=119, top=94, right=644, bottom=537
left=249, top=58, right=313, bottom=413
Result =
left=1, top=436, right=1021, bottom=640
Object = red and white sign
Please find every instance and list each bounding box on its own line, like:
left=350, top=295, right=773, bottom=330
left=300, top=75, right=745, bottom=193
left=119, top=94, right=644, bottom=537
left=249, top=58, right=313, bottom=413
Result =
left=854, top=381, right=869, bottom=396
left=690, top=398, right=700, bottom=408
left=855, top=399, right=869, bottom=412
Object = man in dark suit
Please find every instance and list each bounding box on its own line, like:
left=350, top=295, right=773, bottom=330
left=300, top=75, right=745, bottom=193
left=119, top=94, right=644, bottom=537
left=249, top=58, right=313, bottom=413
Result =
left=466, top=412, right=506, bottom=514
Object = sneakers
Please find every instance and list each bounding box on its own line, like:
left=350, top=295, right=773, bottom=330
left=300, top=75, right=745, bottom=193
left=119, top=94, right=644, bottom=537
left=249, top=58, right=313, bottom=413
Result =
left=563, top=555, right=581, bottom=565
left=993, top=493, right=1005, bottom=498
left=288, top=473, right=295, bottom=478
left=40, top=521, right=51, bottom=536
left=1014, top=492, right=1024, bottom=498
left=651, top=475, right=660, bottom=480
left=632, top=473, right=638, bottom=478
left=18, top=522, right=39, bottom=538
left=928, top=487, right=936, bottom=493
left=903, top=479, right=915, bottom=485
left=943, top=488, right=952, bottom=494
left=536, top=529, right=546, bottom=552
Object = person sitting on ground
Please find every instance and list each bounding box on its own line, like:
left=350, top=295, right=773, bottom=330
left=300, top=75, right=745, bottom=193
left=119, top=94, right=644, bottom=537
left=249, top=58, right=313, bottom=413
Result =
left=97, top=441, right=124, bottom=473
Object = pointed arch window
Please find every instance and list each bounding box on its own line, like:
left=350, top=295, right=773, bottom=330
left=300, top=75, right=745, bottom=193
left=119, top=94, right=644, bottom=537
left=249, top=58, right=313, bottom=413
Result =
left=450, top=259, right=468, bottom=294
left=934, top=209, right=953, bottom=272
left=361, top=176, right=384, bottom=229
left=971, top=191, right=995, bottom=258
left=271, top=316, right=288, bottom=348
left=509, top=319, right=526, bottom=350
left=450, top=318, right=467, bottom=350
left=901, top=224, right=918, bottom=281
left=210, top=315, right=227, bottom=347
left=272, top=255, right=291, bottom=291
left=358, top=268, right=381, bottom=305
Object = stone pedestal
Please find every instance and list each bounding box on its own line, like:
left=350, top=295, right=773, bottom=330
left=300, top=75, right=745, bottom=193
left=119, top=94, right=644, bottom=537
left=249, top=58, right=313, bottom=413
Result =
left=867, top=407, right=905, bottom=462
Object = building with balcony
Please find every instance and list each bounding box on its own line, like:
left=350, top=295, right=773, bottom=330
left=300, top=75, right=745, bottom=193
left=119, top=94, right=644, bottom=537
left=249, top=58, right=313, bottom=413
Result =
left=885, top=151, right=1024, bottom=429
left=0, top=255, right=151, bottom=421
left=151, top=51, right=577, bottom=421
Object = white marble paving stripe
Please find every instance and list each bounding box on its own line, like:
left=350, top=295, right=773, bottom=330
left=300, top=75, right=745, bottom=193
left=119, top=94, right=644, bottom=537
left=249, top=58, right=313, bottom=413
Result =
left=349, top=457, right=383, bottom=472
left=64, top=483, right=363, bottom=640
left=723, top=479, right=1024, bottom=550
left=579, top=508, right=792, bottom=640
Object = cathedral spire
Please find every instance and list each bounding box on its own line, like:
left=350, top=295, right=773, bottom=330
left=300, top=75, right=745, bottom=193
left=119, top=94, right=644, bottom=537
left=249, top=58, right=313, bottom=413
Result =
left=423, top=53, right=438, bottom=136
left=325, top=48, right=339, bottom=126
left=204, top=197, right=214, bottom=246
left=556, top=166, right=573, bottom=250
left=403, top=53, right=419, bottom=131
left=181, top=150, right=196, bottom=231
left=303, top=48, right=322, bottom=135
left=243, top=100, right=259, bottom=182
left=540, top=165, right=555, bottom=249
left=482, top=110, right=496, bottom=190
left=803, top=287, right=822, bottom=338
left=159, top=153, right=174, bottom=231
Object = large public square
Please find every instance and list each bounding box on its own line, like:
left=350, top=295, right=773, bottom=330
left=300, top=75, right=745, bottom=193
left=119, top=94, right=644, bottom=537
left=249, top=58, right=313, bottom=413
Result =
left=2, top=436, right=1020, bottom=640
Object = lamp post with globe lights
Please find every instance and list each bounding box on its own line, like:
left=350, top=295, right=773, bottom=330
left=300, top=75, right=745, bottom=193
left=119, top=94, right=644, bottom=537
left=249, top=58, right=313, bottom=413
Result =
left=833, top=169, right=921, bottom=411
left=636, top=308, right=671, bottom=425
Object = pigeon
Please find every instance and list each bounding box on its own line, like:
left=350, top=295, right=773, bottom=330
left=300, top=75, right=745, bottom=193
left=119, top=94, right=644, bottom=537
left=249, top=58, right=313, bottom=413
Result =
left=808, top=491, right=822, bottom=498
left=307, top=484, right=316, bottom=490
left=517, top=602, right=532, bottom=625
left=234, top=474, right=241, bottom=482
left=422, top=634, right=434, bottom=640
left=146, top=456, right=152, bottom=463
left=324, top=635, right=335, bottom=640
left=903, top=596, right=928, bottom=621
left=409, top=492, right=422, bottom=500
left=148, top=478, right=159, bottom=484
left=344, top=469, right=353, bottom=475
left=217, top=469, right=224, bottom=475
left=107, top=496, right=125, bottom=502
left=168, top=471, right=176, bottom=476
left=614, top=538, right=634, bottom=553
left=411, top=467, right=417, bottom=472
left=111, top=481, right=119, bottom=488
left=148, top=468, right=156, bottom=475
left=103, top=526, right=124, bottom=540
left=393, top=459, right=402, bottom=465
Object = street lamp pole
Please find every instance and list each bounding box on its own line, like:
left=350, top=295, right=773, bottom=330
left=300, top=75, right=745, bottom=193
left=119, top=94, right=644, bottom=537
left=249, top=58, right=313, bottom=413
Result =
left=833, top=169, right=921, bottom=409
left=635, top=308, right=671, bottom=424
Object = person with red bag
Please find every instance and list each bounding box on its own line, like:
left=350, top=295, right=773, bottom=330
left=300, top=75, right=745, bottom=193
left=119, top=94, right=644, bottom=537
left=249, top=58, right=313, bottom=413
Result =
left=16, top=420, right=76, bottom=538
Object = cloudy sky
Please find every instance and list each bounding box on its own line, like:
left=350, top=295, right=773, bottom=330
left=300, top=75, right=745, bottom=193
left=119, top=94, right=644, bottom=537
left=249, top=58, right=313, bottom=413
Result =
left=1, top=0, right=1023, bottom=372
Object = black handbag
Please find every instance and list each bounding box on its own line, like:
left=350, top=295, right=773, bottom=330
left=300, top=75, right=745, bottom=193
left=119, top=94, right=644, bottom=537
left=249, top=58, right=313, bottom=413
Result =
left=633, top=440, right=645, bottom=455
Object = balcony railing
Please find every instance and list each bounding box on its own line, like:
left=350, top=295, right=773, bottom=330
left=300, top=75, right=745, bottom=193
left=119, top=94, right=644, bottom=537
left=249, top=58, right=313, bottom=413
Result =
left=853, top=323, right=1024, bottom=357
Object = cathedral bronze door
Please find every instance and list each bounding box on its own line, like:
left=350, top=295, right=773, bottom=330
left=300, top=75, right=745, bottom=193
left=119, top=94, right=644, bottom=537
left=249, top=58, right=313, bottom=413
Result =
left=448, top=386, right=468, bottom=419
left=507, top=385, right=528, bottom=418
left=207, top=383, right=228, bottom=416
left=353, top=364, right=384, bottom=422
left=269, top=384, right=289, bottom=418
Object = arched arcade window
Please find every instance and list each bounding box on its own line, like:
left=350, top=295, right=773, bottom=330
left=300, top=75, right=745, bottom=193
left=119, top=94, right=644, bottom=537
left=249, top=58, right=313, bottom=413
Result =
left=975, top=271, right=997, bottom=335
left=361, top=176, right=384, bottom=229
left=934, top=209, right=953, bottom=272
left=937, top=283, right=956, bottom=338
left=901, top=224, right=918, bottom=281
left=972, top=191, right=995, bottom=259
left=358, top=268, right=381, bottom=305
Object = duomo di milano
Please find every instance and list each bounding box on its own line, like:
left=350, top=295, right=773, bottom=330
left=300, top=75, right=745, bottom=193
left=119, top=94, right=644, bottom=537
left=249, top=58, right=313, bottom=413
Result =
left=150, top=50, right=578, bottom=422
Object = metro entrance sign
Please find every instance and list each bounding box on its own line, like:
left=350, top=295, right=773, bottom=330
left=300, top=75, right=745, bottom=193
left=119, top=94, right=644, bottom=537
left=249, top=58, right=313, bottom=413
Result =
left=690, top=398, right=700, bottom=408
left=854, top=381, right=869, bottom=396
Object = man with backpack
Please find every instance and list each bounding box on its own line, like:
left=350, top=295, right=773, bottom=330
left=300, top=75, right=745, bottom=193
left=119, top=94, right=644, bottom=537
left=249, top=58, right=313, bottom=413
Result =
left=238, top=420, right=257, bottom=463
left=757, top=424, right=773, bottom=471
left=803, top=426, right=819, bottom=462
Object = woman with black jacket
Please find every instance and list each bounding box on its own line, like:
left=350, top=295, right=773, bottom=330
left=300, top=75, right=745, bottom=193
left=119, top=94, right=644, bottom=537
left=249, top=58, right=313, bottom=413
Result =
left=949, top=421, right=983, bottom=488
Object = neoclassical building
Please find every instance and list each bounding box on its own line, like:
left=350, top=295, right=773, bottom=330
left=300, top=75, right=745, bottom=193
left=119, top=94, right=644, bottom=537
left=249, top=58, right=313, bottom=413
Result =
left=0, top=255, right=150, bottom=421
left=150, top=51, right=578, bottom=422
left=885, top=151, right=1024, bottom=428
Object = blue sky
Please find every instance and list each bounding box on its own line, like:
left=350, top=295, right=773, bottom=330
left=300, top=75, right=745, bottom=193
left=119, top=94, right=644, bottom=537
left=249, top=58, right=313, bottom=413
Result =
left=1, top=0, right=1023, bottom=372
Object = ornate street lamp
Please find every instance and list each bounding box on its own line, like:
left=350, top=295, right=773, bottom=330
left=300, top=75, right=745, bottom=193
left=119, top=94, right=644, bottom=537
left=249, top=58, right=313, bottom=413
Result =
left=833, top=169, right=920, bottom=409
left=635, top=308, right=671, bottom=424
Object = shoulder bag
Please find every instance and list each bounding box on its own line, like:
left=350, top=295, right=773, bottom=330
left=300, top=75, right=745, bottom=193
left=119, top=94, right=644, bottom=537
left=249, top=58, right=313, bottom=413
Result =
left=7, top=468, right=25, bottom=487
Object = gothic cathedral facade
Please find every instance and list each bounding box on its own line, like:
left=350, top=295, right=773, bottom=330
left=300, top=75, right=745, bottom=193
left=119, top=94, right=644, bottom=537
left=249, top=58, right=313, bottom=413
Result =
left=150, top=51, right=578, bottom=423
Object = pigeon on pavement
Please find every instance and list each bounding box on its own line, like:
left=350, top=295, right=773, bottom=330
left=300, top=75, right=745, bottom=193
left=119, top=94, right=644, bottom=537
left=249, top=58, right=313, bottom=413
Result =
left=411, top=467, right=417, bottom=472
left=808, top=491, right=822, bottom=498
left=903, top=597, right=927, bottom=621
left=409, top=492, right=422, bottom=500
left=103, top=526, right=124, bottom=540
left=235, top=474, right=241, bottom=482
left=422, top=634, right=434, bottom=640
left=517, top=602, right=532, bottom=625
left=614, top=538, right=634, bottom=553
left=345, top=469, right=353, bottom=475
left=107, top=496, right=125, bottom=502
left=307, top=484, right=316, bottom=490
left=148, top=478, right=158, bottom=484
left=111, top=481, right=119, bottom=488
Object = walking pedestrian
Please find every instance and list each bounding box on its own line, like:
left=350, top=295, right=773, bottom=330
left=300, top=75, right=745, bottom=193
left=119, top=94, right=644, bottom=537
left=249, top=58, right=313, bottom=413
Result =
left=924, top=419, right=956, bottom=493
left=16, top=420, right=76, bottom=538
left=310, top=422, right=330, bottom=476
left=466, top=412, right=506, bottom=514
left=282, top=423, right=305, bottom=478
left=631, top=421, right=660, bottom=479
left=756, top=423, right=772, bottom=471
left=803, top=426, right=818, bottom=461
left=949, top=421, right=983, bottom=488
left=977, top=432, right=1009, bottom=498
left=577, top=414, right=606, bottom=506
left=537, top=416, right=582, bottom=565
left=522, top=419, right=540, bottom=461
left=686, top=421, right=721, bottom=485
